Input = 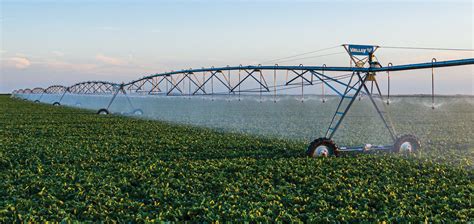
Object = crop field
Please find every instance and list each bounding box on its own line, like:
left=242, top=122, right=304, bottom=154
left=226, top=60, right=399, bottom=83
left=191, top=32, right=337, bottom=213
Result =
left=0, top=95, right=473, bottom=222
left=23, top=93, right=474, bottom=167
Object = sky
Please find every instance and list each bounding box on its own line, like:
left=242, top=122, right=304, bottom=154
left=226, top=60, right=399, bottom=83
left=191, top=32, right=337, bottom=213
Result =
left=0, top=0, right=473, bottom=94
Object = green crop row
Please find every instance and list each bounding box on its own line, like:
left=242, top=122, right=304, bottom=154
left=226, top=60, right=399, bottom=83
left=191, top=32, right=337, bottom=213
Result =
left=0, top=96, right=472, bottom=222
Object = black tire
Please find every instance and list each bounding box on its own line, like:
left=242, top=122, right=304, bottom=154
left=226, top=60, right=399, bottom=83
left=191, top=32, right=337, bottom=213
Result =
left=393, top=134, right=421, bottom=154
left=132, top=109, right=144, bottom=115
left=306, top=137, right=339, bottom=157
left=97, top=108, right=110, bottom=115
left=53, top=102, right=61, bottom=106
left=34, top=100, right=40, bottom=103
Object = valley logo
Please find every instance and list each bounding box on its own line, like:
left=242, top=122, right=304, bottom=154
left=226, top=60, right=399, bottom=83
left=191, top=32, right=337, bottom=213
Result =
left=348, top=45, right=374, bottom=56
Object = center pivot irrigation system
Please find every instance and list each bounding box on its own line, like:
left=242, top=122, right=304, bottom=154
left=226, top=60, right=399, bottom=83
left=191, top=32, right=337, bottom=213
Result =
left=13, top=44, right=474, bottom=157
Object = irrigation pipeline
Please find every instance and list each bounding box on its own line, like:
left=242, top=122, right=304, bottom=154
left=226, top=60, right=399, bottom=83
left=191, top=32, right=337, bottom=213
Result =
left=13, top=44, right=474, bottom=99
left=14, top=59, right=474, bottom=98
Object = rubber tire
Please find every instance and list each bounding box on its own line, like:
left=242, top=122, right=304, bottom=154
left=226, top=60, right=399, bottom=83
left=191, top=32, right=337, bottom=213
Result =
left=53, top=102, right=61, bottom=106
left=393, top=134, right=421, bottom=153
left=306, top=137, right=339, bottom=157
left=97, top=108, right=110, bottom=115
left=34, top=100, right=40, bottom=103
left=132, top=109, right=144, bottom=115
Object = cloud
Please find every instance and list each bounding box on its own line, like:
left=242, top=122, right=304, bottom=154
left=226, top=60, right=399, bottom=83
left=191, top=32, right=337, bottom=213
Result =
left=4, top=57, right=31, bottom=69
left=42, top=60, right=97, bottom=72
left=95, top=54, right=125, bottom=66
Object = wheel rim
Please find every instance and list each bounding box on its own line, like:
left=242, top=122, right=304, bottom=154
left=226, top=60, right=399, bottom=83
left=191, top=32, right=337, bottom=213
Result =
left=134, top=110, right=143, bottom=115
left=399, top=142, right=413, bottom=153
left=315, top=145, right=329, bottom=157
left=99, top=110, right=108, bottom=115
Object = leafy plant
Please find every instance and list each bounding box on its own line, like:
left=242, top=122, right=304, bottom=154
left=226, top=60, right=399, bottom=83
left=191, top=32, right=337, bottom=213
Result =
left=0, top=95, right=472, bottom=222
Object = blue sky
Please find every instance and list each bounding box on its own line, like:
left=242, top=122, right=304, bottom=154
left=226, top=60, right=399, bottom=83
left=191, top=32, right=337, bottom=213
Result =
left=0, top=0, right=472, bottom=94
